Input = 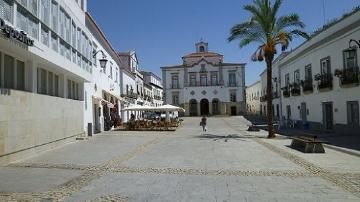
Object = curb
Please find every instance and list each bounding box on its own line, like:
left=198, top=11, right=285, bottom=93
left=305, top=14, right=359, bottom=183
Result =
left=323, top=144, right=360, bottom=157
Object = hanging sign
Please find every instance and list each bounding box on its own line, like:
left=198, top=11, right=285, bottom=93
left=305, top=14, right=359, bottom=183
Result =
left=0, top=18, right=34, bottom=46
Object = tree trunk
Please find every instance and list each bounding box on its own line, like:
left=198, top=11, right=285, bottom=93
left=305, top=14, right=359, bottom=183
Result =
left=265, top=53, right=275, bottom=138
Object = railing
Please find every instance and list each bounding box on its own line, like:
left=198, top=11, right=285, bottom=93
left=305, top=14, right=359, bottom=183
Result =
left=153, top=95, right=162, bottom=100
left=260, top=95, right=267, bottom=102
left=301, top=79, right=313, bottom=92
left=227, top=82, right=238, bottom=87
left=282, top=87, right=290, bottom=97
left=185, top=81, right=222, bottom=87
left=335, top=68, right=359, bottom=85
left=290, top=83, right=301, bottom=96
left=170, top=84, right=181, bottom=89
left=315, top=73, right=333, bottom=89
left=121, top=93, right=138, bottom=99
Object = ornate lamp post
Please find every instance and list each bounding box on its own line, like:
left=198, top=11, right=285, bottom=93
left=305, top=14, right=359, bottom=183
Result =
left=93, top=50, right=108, bottom=70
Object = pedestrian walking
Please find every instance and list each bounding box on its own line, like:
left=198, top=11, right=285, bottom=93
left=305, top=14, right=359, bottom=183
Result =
left=200, top=116, right=207, bottom=132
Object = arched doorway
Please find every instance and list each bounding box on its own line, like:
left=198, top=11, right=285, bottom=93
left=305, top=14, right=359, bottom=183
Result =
left=212, top=99, right=220, bottom=115
left=189, top=99, right=198, bottom=116
left=200, top=99, right=209, bottom=115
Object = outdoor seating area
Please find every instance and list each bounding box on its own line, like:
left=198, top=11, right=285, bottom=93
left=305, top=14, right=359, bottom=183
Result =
left=122, top=104, right=185, bottom=131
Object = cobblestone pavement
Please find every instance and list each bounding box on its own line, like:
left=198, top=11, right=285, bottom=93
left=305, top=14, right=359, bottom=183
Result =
left=0, top=116, right=359, bottom=201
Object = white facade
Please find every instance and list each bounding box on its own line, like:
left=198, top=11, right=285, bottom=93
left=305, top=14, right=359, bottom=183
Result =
left=142, top=71, right=163, bottom=107
left=84, top=13, right=122, bottom=134
left=246, top=80, right=261, bottom=115
left=162, top=42, right=246, bottom=116
left=259, top=52, right=288, bottom=118
left=0, top=0, right=92, bottom=164
left=277, top=11, right=360, bottom=135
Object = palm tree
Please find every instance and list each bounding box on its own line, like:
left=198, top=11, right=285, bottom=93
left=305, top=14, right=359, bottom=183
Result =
left=228, top=0, right=309, bottom=138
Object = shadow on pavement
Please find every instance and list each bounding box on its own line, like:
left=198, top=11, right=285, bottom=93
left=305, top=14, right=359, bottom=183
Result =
left=194, top=134, right=258, bottom=142
left=243, top=115, right=360, bottom=152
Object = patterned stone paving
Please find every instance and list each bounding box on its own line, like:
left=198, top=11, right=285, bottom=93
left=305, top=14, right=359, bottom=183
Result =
left=0, top=117, right=359, bottom=201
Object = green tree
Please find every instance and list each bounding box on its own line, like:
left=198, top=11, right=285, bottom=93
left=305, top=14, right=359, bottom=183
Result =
left=228, top=0, right=309, bottom=138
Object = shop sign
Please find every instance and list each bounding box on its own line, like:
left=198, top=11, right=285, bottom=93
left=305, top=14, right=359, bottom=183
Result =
left=0, top=18, right=34, bottom=46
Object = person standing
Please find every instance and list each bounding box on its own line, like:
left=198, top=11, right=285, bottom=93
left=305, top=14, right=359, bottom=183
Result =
left=200, top=116, right=207, bottom=132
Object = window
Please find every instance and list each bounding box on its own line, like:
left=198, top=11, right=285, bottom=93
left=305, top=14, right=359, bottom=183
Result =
left=51, top=0, right=58, bottom=32
left=38, top=68, right=47, bottom=94
left=230, top=91, right=236, bottom=102
left=4, top=54, right=14, bottom=89
left=72, top=22, right=76, bottom=47
left=72, top=49, right=76, bottom=63
left=51, top=33, right=58, bottom=52
left=41, top=25, right=49, bottom=46
left=189, top=74, right=196, bottom=86
left=211, top=72, right=218, bottom=85
left=16, top=60, right=25, bottom=90
left=343, top=49, right=357, bottom=70
left=171, top=74, right=179, bottom=88
left=320, top=57, right=331, bottom=74
left=172, top=93, right=179, bottom=106
left=285, top=73, right=290, bottom=86
left=29, top=0, right=38, bottom=16
left=305, top=65, right=312, bottom=81
left=54, top=74, right=59, bottom=96
left=59, top=40, right=65, bottom=56
left=294, top=70, right=300, bottom=84
left=347, top=101, right=359, bottom=126
left=200, top=74, right=207, bottom=86
left=48, top=72, right=53, bottom=95
left=67, top=79, right=79, bottom=100
left=65, top=14, right=71, bottom=43
left=110, top=63, right=113, bottom=79
left=77, top=28, right=81, bottom=50
left=286, top=105, right=291, bottom=119
left=199, top=46, right=205, bottom=52
left=228, top=71, right=236, bottom=86
left=0, top=0, right=14, bottom=23
left=40, top=0, right=50, bottom=25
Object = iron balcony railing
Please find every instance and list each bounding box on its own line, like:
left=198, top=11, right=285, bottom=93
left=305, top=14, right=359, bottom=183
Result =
left=301, top=79, right=313, bottom=92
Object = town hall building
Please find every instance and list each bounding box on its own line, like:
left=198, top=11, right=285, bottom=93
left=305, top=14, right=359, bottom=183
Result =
left=161, top=42, right=246, bottom=116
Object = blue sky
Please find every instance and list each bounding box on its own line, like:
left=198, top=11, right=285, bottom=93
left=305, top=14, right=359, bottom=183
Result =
left=88, top=0, right=360, bottom=85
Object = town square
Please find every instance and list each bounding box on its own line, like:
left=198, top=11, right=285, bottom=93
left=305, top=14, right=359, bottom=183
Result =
left=1, top=0, right=360, bottom=201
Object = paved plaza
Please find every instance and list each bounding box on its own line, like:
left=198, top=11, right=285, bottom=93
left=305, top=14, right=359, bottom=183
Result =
left=0, top=116, right=359, bottom=201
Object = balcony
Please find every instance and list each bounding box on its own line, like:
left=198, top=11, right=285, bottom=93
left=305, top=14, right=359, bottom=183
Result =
left=335, top=68, right=359, bottom=86
left=273, top=91, right=280, bottom=99
left=301, top=79, right=313, bottom=92
left=153, top=95, right=162, bottom=100
left=186, top=81, right=222, bottom=87
left=260, top=95, right=267, bottom=102
left=290, top=83, right=301, bottom=96
left=170, top=84, right=181, bottom=89
left=282, top=87, right=290, bottom=98
left=227, top=82, right=238, bottom=87
left=121, top=93, right=138, bottom=99
left=315, top=73, right=333, bottom=89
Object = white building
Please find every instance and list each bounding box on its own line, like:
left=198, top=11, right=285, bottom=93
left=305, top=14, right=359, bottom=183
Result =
left=118, top=51, right=147, bottom=121
left=245, top=80, right=261, bottom=115
left=161, top=42, right=246, bottom=116
left=142, top=71, right=163, bottom=107
left=0, top=0, right=92, bottom=164
left=278, top=10, right=360, bottom=135
left=84, top=13, right=122, bottom=133
left=259, top=52, right=289, bottom=118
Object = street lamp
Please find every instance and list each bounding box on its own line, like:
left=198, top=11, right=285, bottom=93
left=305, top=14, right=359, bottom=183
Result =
left=93, top=50, right=108, bottom=70
left=348, top=39, right=360, bottom=49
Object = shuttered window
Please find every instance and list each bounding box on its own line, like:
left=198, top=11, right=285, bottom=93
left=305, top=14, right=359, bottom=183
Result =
left=51, top=32, right=58, bottom=52
left=51, top=0, right=57, bottom=32
left=0, top=0, right=13, bottom=23
left=41, top=24, right=49, bottom=46
left=40, top=0, right=50, bottom=25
